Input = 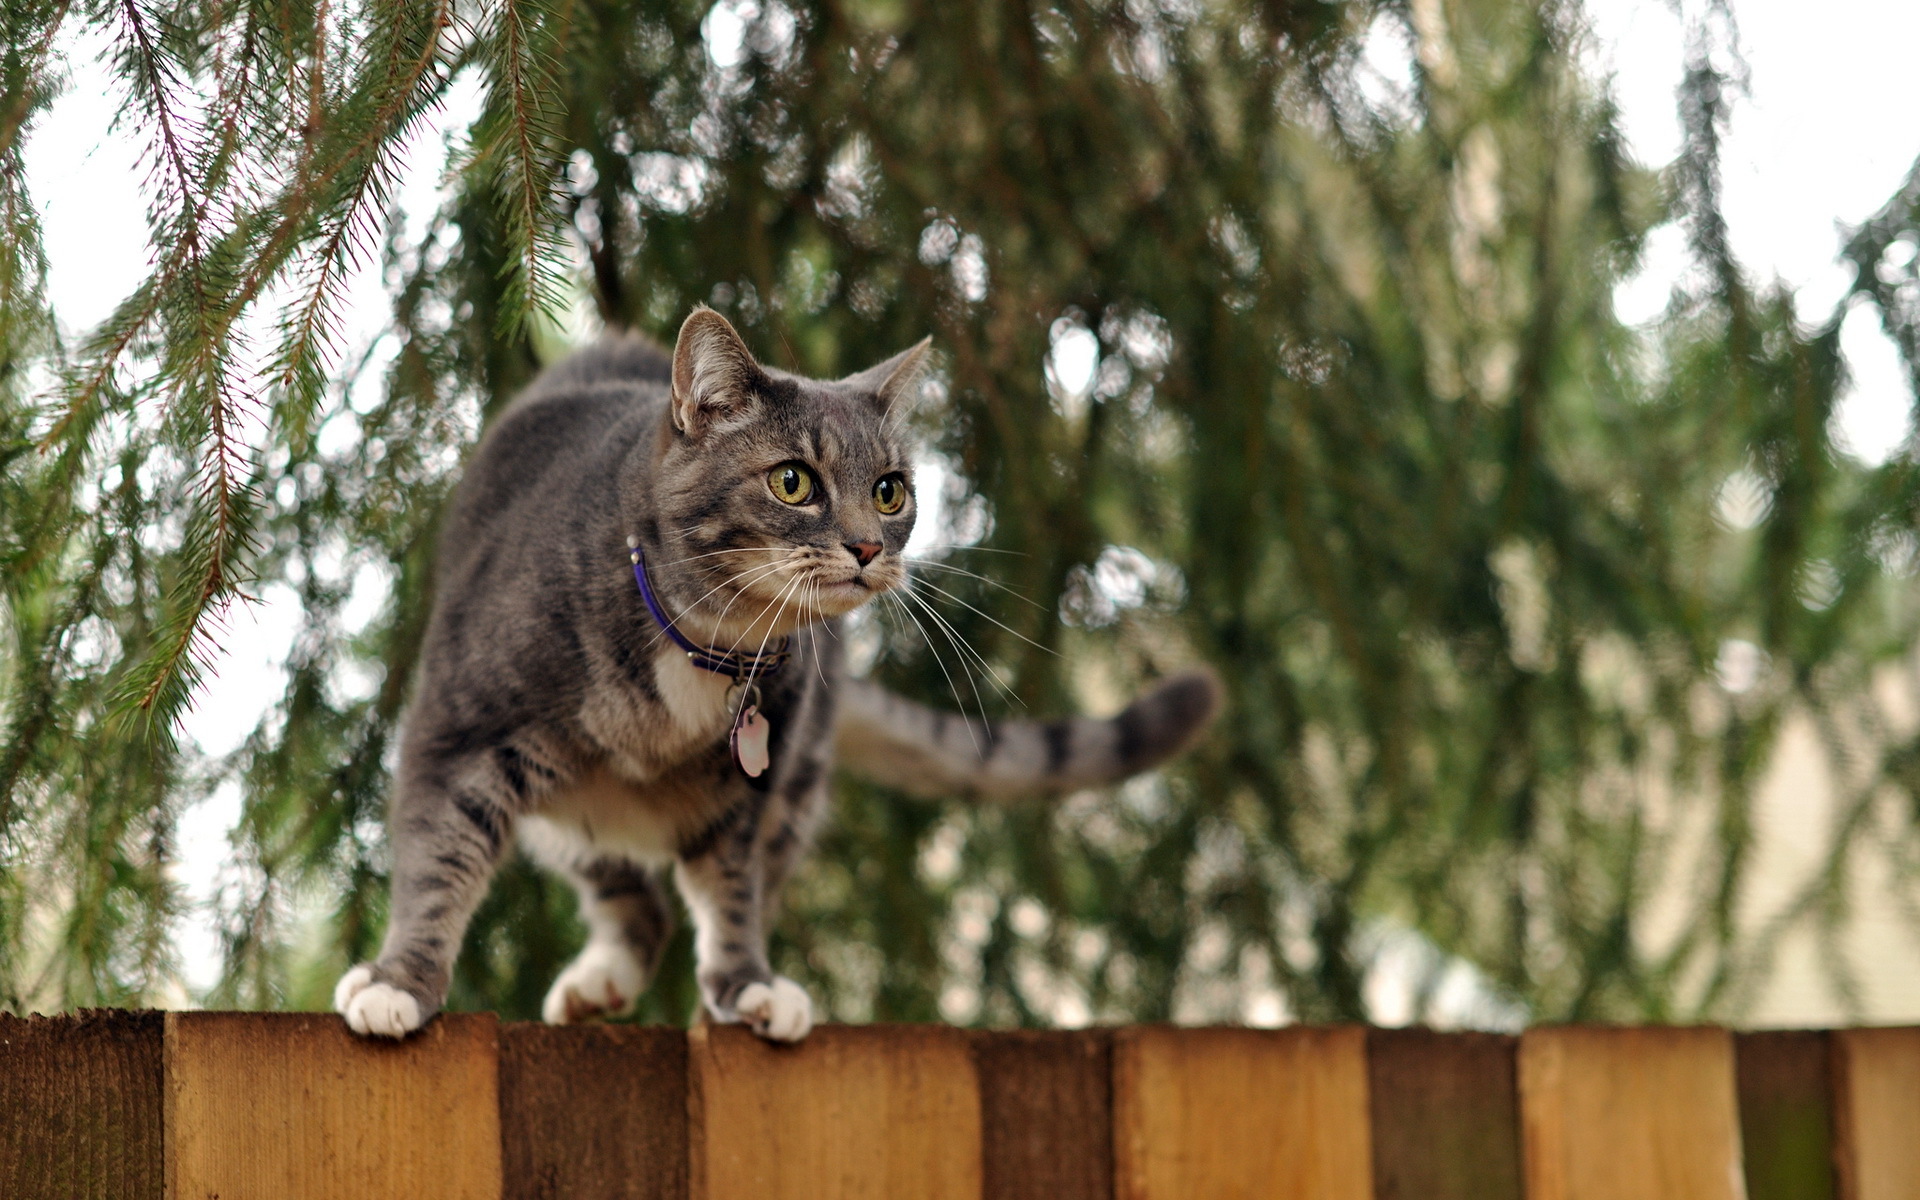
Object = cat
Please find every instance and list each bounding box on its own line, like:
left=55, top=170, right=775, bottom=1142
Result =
left=333, top=306, right=1221, bottom=1041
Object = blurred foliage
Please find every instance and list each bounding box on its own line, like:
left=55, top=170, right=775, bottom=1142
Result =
left=5, top=0, right=1920, bottom=1025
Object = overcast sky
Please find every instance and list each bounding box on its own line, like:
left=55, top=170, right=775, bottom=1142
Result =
left=20, top=0, right=1920, bottom=996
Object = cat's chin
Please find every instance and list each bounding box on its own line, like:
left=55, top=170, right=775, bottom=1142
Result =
left=808, top=577, right=892, bottom=618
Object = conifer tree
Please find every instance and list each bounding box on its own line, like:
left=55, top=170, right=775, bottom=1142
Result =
left=3, top=0, right=1918, bottom=1024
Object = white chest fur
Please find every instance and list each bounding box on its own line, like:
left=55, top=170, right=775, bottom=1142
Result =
left=654, top=649, right=737, bottom=740
left=546, top=651, right=745, bottom=864
left=577, top=641, right=738, bottom=786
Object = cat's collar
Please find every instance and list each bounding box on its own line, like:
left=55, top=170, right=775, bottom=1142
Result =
left=627, top=538, right=790, bottom=680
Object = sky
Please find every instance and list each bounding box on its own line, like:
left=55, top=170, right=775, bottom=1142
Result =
left=19, top=0, right=1920, bottom=1000
left=1598, top=1, right=1919, bottom=466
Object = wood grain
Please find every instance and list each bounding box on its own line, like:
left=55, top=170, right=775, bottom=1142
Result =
left=1112, top=1025, right=1373, bottom=1200
left=973, top=1029, right=1112, bottom=1200
left=1832, top=1027, right=1920, bottom=1200
left=0, top=1010, right=163, bottom=1200
left=499, top=1023, right=688, bottom=1200
left=1519, top=1026, right=1744, bottom=1200
left=688, top=1023, right=981, bottom=1200
left=165, top=1010, right=502, bottom=1200
left=1736, top=1031, right=1836, bottom=1200
left=1367, top=1028, right=1522, bottom=1200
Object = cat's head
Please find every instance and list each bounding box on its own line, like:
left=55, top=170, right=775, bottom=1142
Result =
left=649, top=306, right=928, bottom=637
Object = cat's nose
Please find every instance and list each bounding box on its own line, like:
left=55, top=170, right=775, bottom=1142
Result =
left=844, top=541, right=882, bottom=568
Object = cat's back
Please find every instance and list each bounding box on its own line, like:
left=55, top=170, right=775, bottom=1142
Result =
left=513, top=333, right=673, bottom=399
left=490, top=332, right=671, bottom=449
left=450, top=335, right=669, bottom=530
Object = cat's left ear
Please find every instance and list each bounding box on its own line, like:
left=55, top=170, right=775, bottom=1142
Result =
left=842, top=338, right=933, bottom=413
left=672, top=306, right=760, bottom=437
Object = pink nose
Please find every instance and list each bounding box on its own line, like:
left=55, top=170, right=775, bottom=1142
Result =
left=845, top=541, right=882, bottom=567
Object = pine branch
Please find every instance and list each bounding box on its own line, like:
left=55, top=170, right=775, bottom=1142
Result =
left=481, top=0, right=567, bottom=334
left=113, top=0, right=253, bottom=720
left=272, top=1, right=454, bottom=426
left=0, top=0, right=73, bottom=167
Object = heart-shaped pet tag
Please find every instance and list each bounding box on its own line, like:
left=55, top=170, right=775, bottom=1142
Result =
left=731, top=705, right=771, bottom=777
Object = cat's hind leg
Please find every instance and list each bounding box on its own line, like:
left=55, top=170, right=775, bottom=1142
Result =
left=517, top=772, right=686, bottom=1023
left=537, top=848, right=677, bottom=1024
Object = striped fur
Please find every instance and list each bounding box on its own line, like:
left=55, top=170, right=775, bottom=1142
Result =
left=836, top=671, right=1221, bottom=798
left=334, top=307, right=1218, bottom=1044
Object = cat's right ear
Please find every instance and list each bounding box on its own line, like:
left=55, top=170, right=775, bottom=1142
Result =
left=671, top=306, right=759, bottom=437
left=841, top=338, right=933, bottom=415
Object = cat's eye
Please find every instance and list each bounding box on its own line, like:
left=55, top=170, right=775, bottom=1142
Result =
left=768, top=463, right=815, bottom=505
left=873, top=474, right=907, bottom=515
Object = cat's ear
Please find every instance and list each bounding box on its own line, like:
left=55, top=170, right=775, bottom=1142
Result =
left=671, top=306, right=759, bottom=437
left=842, top=338, right=933, bottom=414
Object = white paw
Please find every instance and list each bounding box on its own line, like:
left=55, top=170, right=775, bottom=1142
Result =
left=333, top=964, right=374, bottom=1013
left=542, top=942, right=647, bottom=1025
left=734, top=976, right=813, bottom=1042
left=334, top=967, right=424, bottom=1039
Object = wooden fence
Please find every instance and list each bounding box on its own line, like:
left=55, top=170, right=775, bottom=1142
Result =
left=2, top=1012, right=1915, bottom=1199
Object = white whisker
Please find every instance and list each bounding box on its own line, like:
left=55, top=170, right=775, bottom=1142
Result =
left=906, top=558, right=1046, bottom=611
left=746, top=573, right=805, bottom=669
left=807, top=580, right=833, bottom=690
left=911, top=544, right=1028, bottom=557
left=811, top=572, right=843, bottom=638
left=649, top=559, right=791, bottom=650
left=909, top=577, right=1060, bottom=657
left=658, top=545, right=793, bottom=568
left=899, top=584, right=1023, bottom=708
left=880, top=590, right=981, bottom=756
left=899, top=586, right=1003, bottom=718
left=718, top=571, right=803, bottom=659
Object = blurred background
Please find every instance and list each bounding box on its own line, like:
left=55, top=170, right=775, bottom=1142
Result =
left=3, top=0, right=1919, bottom=1029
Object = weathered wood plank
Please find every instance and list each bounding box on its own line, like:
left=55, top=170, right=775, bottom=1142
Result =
left=165, top=1010, right=502, bottom=1200
left=0, top=1010, right=164, bottom=1200
left=1367, top=1028, right=1522, bottom=1200
left=688, top=1023, right=981, bottom=1200
left=974, top=1029, right=1112, bottom=1200
left=1113, top=1025, right=1373, bottom=1200
left=1736, top=1031, right=1836, bottom=1200
left=499, top=1023, right=688, bottom=1200
left=1519, top=1026, right=1744, bottom=1200
left=1832, top=1027, right=1920, bottom=1200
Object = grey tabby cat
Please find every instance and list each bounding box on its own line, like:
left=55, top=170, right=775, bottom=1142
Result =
left=333, top=307, right=1220, bottom=1041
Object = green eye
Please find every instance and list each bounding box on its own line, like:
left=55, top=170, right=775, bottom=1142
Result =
left=769, top=463, right=814, bottom=505
left=873, top=474, right=907, bottom=515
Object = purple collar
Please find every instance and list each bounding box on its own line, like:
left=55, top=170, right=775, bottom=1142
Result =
left=628, top=540, right=789, bottom=680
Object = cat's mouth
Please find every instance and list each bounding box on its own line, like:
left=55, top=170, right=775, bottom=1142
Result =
left=708, top=552, right=900, bottom=628
left=809, top=571, right=895, bottom=614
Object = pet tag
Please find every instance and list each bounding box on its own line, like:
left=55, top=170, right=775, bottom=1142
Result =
left=731, top=704, right=771, bottom=777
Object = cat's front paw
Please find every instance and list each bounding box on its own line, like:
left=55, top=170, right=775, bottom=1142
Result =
left=542, top=943, right=647, bottom=1024
left=333, top=965, right=426, bottom=1039
left=733, top=976, right=813, bottom=1042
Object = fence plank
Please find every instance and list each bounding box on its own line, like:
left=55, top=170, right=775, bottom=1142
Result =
left=1113, top=1025, right=1373, bottom=1200
left=1832, top=1027, right=1920, bottom=1200
left=1736, top=1031, right=1836, bottom=1200
left=165, top=1010, right=502, bottom=1200
left=1367, top=1028, right=1522, bottom=1200
left=0, top=1011, right=163, bottom=1200
left=1519, top=1026, right=1744, bottom=1200
left=974, top=1029, right=1112, bottom=1200
left=688, top=1023, right=981, bottom=1200
left=500, top=1023, right=688, bottom=1200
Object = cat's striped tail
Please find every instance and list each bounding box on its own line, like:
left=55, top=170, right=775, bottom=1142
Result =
left=833, top=670, right=1222, bottom=798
